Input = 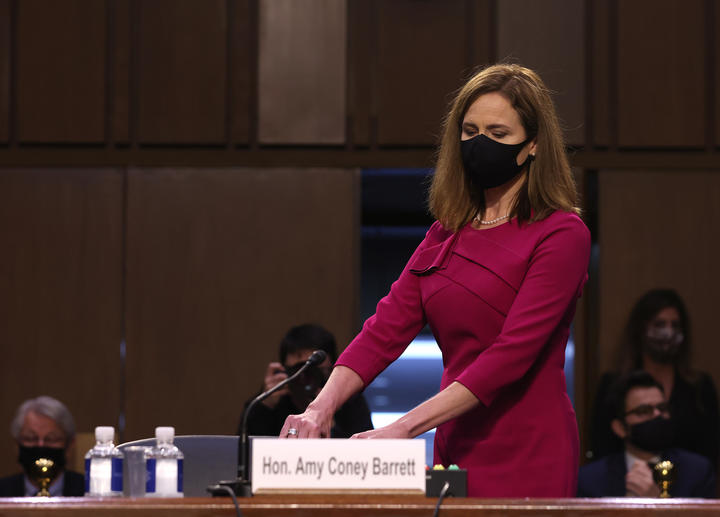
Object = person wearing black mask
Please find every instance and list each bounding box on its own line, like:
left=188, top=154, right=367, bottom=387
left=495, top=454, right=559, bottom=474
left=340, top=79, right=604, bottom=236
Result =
left=578, top=371, right=715, bottom=497
left=238, top=324, right=373, bottom=439
left=279, top=64, right=590, bottom=498
left=0, top=396, right=84, bottom=497
left=590, top=289, right=719, bottom=468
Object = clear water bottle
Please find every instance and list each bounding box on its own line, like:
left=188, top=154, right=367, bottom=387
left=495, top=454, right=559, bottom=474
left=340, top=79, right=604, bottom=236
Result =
left=145, top=426, right=183, bottom=497
left=84, top=426, right=123, bottom=496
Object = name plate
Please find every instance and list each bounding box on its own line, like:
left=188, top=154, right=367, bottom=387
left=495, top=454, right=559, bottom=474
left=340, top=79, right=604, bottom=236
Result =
left=250, top=438, right=425, bottom=494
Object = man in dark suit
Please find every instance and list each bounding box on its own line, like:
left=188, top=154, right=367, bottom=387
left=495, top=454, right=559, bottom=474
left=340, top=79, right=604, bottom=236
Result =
left=0, top=396, right=84, bottom=497
left=578, top=371, right=716, bottom=498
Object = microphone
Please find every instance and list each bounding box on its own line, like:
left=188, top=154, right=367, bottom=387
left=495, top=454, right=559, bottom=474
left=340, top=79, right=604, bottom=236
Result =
left=305, top=349, right=328, bottom=367
left=234, top=349, right=328, bottom=496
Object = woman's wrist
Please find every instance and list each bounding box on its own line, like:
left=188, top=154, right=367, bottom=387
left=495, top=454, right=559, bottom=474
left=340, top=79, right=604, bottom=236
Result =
left=387, top=416, right=414, bottom=439
left=306, top=392, right=338, bottom=421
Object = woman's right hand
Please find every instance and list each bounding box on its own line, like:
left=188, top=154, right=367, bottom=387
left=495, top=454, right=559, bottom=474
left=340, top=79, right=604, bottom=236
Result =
left=625, top=461, right=660, bottom=497
left=261, top=362, right=288, bottom=409
left=280, top=404, right=333, bottom=438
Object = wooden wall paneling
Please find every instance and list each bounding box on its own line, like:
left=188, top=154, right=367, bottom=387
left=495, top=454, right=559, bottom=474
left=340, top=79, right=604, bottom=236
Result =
left=123, top=167, right=360, bottom=441
left=496, top=0, right=585, bottom=147
left=258, top=0, right=346, bottom=145
left=0, top=0, right=9, bottom=143
left=617, top=0, right=705, bottom=148
left=715, top=1, right=720, bottom=148
left=347, top=0, right=374, bottom=148
left=589, top=0, right=612, bottom=148
left=16, top=0, right=106, bottom=143
left=597, top=170, right=720, bottom=379
left=230, top=0, right=253, bottom=145
left=570, top=167, right=593, bottom=461
left=137, top=0, right=227, bottom=144
left=0, top=168, right=123, bottom=477
left=375, top=0, right=471, bottom=147
left=574, top=262, right=592, bottom=463
left=112, top=0, right=131, bottom=144
left=467, top=0, right=496, bottom=72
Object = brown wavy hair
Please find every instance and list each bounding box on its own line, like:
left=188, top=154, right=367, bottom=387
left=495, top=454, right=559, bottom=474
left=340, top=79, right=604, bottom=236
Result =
left=429, top=63, right=579, bottom=232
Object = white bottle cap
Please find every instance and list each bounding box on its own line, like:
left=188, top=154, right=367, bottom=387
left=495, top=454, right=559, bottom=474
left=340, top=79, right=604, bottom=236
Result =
left=95, top=426, right=115, bottom=442
left=155, top=426, right=175, bottom=442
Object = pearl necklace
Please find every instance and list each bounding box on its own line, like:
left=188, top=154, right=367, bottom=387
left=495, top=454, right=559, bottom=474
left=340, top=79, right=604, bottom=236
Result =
left=474, top=213, right=509, bottom=225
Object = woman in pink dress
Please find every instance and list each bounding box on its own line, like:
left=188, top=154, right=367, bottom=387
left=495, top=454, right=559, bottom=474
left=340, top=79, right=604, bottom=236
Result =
left=281, top=63, right=591, bottom=497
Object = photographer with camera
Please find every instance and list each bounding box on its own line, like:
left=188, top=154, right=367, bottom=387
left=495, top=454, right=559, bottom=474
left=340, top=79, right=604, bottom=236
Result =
left=238, top=324, right=373, bottom=438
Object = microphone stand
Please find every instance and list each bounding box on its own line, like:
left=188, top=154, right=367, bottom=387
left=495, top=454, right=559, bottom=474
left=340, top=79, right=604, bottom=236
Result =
left=219, top=350, right=327, bottom=497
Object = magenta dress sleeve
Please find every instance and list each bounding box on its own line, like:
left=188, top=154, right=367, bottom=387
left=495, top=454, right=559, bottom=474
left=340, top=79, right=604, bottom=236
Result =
left=454, top=214, right=590, bottom=406
left=335, top=222, right=449, bottom=385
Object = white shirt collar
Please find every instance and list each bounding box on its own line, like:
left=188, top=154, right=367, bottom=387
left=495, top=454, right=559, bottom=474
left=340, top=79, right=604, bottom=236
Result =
left=625, top=450, right=661, bottom=471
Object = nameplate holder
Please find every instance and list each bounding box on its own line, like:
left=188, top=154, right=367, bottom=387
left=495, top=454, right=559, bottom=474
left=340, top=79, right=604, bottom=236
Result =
left=250, top=438, right=425, bottom=494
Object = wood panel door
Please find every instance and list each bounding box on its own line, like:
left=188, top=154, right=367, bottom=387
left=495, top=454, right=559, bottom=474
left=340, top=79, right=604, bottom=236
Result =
left=16, top=0, right=107, bottom=143
left=123, top=167, right=360, bottom=441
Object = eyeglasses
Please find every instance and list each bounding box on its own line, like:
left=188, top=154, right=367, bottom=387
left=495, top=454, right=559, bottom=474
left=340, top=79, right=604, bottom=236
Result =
left=18, top=434, right=66, bottom=448
left=624, top=401, right=670, bottom=418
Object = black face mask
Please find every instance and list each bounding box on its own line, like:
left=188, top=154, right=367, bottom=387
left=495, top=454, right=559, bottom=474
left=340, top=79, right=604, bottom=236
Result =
left=627, top=416, right=676, bottom=453
left=18, top=445, right=66, bottom=477
left=461, top=134, right=533, bottom=190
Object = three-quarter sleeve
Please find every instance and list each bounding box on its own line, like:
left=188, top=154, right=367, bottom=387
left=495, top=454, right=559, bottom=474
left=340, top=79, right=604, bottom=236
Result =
left=335, top=222, right=447, bottom=386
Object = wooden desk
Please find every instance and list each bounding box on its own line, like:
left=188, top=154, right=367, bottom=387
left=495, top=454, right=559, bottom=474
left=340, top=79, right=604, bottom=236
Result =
left=1, top=495, right=719, bottom=516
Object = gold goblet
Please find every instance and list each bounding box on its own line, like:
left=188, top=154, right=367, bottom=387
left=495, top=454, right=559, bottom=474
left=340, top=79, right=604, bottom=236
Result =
left=30, top=458, right=57, bottom=497
left=652, top=460, right=675, bottom=498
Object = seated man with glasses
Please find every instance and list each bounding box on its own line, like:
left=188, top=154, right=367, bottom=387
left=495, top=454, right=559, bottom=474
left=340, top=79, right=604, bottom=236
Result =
left=0, top=396, right=84, bottom=497
left=578, top=371, right=716, bottom=497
